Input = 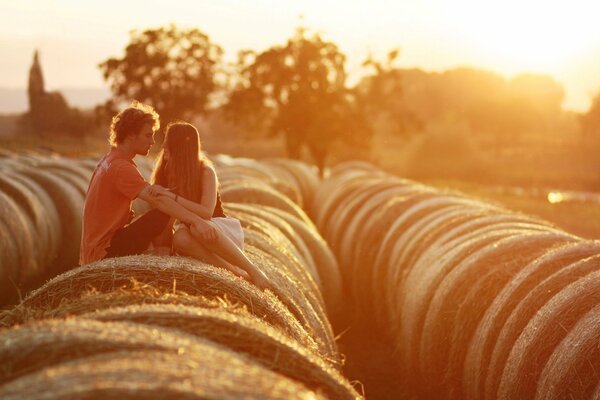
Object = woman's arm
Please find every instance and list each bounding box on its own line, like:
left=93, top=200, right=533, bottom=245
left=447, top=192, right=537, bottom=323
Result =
left=163, top=166, right=218, bottom=220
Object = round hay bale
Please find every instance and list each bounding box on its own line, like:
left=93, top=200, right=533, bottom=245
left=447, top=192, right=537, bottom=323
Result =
left=220, top=182, right=311, bottom=226
left=226, top=203, right=320, bottom=286
left=534, top=303, right=600, bottom=400
left=14, top=167, right=83, bottom=273
left=250, top=204, right=343, bottom=319
left=418, top=231, right=575, bottom=399
left=220, top=174, right=303, bottom=206
left=228, top=208, right=321, bottom=292
left=0, top=351, right=328, bottom=399
left=244, top=242, right=339, bottom=363
left=0, top=191, right=37, bottom=294
left=311, top=168, right=387, bottom=228
left=262, top=158, right=320, bottom=206
left=0, top=320, right=325, bottom=399
left=497, top=267, right=600, bottom=400
left=7, top=255, right=319, bottom=354
left=4, top=172, right=62, bottom=274
left=398, top=224, right=556, bottom=385
left=464, top=240, right=600, bottom=400
left=85, top=304, right=358, bottom=398
left=484, top=253, right=600, bottom=400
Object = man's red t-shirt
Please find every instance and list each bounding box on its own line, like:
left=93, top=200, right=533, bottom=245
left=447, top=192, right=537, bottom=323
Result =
left=79, top=148, right=148, bottom=265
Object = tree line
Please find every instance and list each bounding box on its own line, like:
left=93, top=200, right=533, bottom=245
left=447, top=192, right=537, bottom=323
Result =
left=24, top=24, right=600, bottom=171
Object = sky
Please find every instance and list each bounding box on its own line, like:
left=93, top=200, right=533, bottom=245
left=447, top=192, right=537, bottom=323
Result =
left=1, top=0, right=599, bottom=111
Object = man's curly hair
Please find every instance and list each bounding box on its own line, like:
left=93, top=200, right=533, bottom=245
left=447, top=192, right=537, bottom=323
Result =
left=109, top=101, right=160, bottom=146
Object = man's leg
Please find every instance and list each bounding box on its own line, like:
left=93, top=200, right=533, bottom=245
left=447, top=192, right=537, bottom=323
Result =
left=104, top=209, right=170, bottom=258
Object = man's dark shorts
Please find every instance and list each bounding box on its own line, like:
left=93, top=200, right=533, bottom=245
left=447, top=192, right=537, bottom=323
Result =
left=104, top=209, right=170, bottom=258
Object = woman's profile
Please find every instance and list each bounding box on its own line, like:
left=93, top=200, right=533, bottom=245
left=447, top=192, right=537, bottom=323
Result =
left=151, top=122, right=270, bottom=289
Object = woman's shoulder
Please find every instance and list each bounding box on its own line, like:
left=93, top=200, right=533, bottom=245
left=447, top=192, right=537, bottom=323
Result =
left=200, top=161, right=217, bottom=180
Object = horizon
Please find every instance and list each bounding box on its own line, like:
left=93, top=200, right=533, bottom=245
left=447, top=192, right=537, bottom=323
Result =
left=1, top=0, right=599, bottom=112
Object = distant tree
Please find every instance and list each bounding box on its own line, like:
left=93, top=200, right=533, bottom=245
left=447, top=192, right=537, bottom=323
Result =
left=357, top=50, right=421, bottom=135
left=99, top=25, right=223, bottom=131
left=223, top=27, right=368, bottom=173
left=581, top=92, right=600, bottom=135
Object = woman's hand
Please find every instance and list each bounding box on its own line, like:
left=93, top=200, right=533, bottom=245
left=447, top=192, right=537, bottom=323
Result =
left=190, top=219, right=218, bottom=245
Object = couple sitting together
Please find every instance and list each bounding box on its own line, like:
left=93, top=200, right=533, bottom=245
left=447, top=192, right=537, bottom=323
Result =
left=79, top=101, right=270, bottom=289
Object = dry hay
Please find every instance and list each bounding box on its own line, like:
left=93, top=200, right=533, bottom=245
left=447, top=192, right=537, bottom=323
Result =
left=398, top=223, right=560, bottom=387
left=84, top=304, right=358, bottom=399
left=311, top=167, right=387, bottom=228
left=485, top=253, right=600, bottom=400
left=0, top=319, right=325, bottom=400
left=417, top=231, right=576, bottom=399
left=0, top=191, right=36, bottom=303
left=220, top=173, right=303, bottom=207
left=534, top=303, right=600, bottom=400
left=226, top=203, right=320, bottom=286
left=0, top=281, right=243, bottom=326
left=463, top=240, right=600, bottom=400
left=35, top=159, right=92, bottom=196
left=12, top=167, right=83, bottom=273
left=262, top=158, right=320, bottom=206
left=244, top=243, right=339, bottom=363
left=497, top=267, right=600, bottom=400
left=3, top=255, right=320, bottom=354
left=220, top=181, right=311, bottom=225
left=248, top=204, right=343, bottom=318
left=0, top=173, right=61, bottom=275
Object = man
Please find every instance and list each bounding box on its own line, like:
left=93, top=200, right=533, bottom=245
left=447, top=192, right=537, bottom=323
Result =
left=79, top=101, right=216, bottom=265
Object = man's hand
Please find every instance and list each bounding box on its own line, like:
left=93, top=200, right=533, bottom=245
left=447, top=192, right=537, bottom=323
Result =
left=190, top=219, right=218, bottom=245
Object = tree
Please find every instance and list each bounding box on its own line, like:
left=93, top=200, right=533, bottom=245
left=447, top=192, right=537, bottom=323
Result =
left=99, top=25, right=223, bottom=131
left=357, top=50, right=421, bottom=135
left=223, top=27, right=368, bottom=173
left=581, top=92, right=600, bottom=135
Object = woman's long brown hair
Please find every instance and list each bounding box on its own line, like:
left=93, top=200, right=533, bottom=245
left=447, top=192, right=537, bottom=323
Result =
left=151, top=122, right=208, bottom=203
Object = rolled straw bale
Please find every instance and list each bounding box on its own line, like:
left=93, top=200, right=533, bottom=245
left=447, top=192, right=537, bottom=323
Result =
left=339, top=183, right=429, bottom=275
left=36, top=159, right=92, bottom=195
left=317, top=175, right=395, bottom=242
left=398, top=223, right=558, bottom=384
left=0, top=321, right=326, bottom=400
left=249, top=204, right=343, bottom=318
left=464, top=240, right=600, bottom=400
left=0, top=282, right=236, bottom=326
left=0, top=191, right=36, bottom=290
left=311, top=167, right=387, bottom=228
left=328, top=181, right=408, bottom=256
left=85, top=304, right=359, bottom=399
left=325, top=161, right=381, bottom=178
left=0, top=351, right=327, bottom=400
left=14, top=167, right=83, bottom=272
left=533, top=303, right=600, bottom=400
left=226, top=203, right=319, bottom=284
left=379, top=204, right=500, bottom=330
left=497, top=265, right=600, bottom=400
left=262, top=158, right=320, bottom=206
left=6, top=255, right=319, bottom=353
left=484, top=253, right=600, bottom=400
left=220, top=173, right=303, bottom=206
left=369, top=193, right=483, bottom=325
left=0, top=174, right=53, bottom=275
left=244, top=243, right=339, bottom=363
left=221, top=182, right=311, bottom=225
left=227, top=207, right=321, bottom=294
left=0, top=219, right=21, bottom=305
left=418, top=231, right=575, bottom=399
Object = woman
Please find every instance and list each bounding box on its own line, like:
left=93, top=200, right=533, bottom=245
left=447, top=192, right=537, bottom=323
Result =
left=151, top=122, right=270, bottom=289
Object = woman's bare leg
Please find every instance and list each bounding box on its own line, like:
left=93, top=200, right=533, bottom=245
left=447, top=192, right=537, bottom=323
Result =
left=190, top=222, right=270, bottom=289
left=173, top=228, right=250, bottom=280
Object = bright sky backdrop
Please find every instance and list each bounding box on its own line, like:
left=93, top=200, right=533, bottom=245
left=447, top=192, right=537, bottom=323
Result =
left=1, top=0, right=599, bottom=111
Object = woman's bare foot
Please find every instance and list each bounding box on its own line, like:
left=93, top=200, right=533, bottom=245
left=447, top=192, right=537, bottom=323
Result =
left=250, top=270, right=271, bottom=290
